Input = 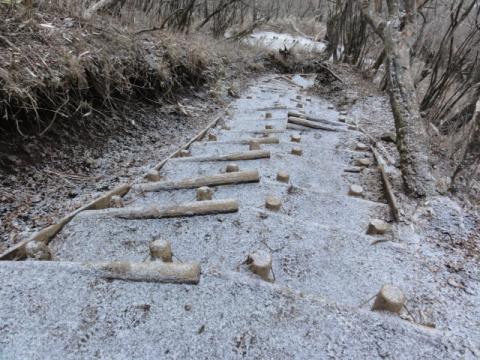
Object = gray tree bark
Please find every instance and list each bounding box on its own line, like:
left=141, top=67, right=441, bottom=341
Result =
left=360, top=0, right=435, bottom=197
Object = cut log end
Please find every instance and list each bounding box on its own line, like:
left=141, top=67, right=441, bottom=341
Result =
left=247, top=251, right=272, bottom=281
left=265, top=196, right=282, bottom=211
left=367, top=219, right=390, bottom=235
left=291, top=135, right=302, bottom=143
left=291, top=147, right=303, bottom=156
left=196, top=186, right=214, bottom=201
left=277, top=171, right=290, bottom=183
left=348, top=185, right=364, bottom=197
left=226, top=163, right=240, bottom=173
left=372, top=284, right=406, bottom=314
left=150, top=239, right=172, bottom=262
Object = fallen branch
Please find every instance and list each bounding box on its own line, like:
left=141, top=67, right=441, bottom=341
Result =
left=86, top=261, right=201, bottom=284
left=79, top=199, right=239, bottom=219
left=133, top=170, right=260, bottom=192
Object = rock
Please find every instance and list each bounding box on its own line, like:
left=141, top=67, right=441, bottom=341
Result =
left=110, top=195, right=124, bottom=208
left=291, top=135, right=302, bottom=143
left=25, top=241, right=53, bottom=261
left=348, top=185, right=364, bottom=197
left=265, top=196, right=282, bottom=211
left=381, top=132, right=397, bottom=143
left=367, top=219, right=390, bottom=235
left=226, top=163, right=239, bottom=173
left=355, top=158, right=372, bottom=167
left=150, top=239, right=172, bottom=262
left=144, top=170, right=162, bottom=182
left=372, top=284, right=406, bottom=314
left=246, top=250, right=272, bottom=281
left=196, top=186, right=213, bottom=201
left=291, top=147, right=303, bottom=156
left=276, top=171, right=290, bottom=183
left=249, top=140, right=261, bottom=151
left=355, top=143, right=369, bottom=151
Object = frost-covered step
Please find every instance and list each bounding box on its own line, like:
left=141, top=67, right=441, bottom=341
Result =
left=99, top=181, right=386, bottom=231
left=158, top=157, right=349, bottom=194
left=0, top=261, right=457, bottom=360
left=53, top=207, right=410, bottom=308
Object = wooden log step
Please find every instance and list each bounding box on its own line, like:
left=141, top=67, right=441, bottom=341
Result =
left=214, top=137, right=280, bottom=145
left=171, top=150, right=270, bottom=163
left=86, top=261, right=201, bottom=284
left=288, top=111, right=346, bottom=127
left=134, top=170, right=260, bottom=192
left=80, top=199, right=239, bottom=219
left=288, top=117, right=345, bottom=132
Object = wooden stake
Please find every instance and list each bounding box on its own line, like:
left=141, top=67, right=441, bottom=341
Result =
left=197, top=186, right=213, bottom=201
left=133, top=170, right=259, bottom=192
left=226, top=163, right=240, bottom=173
left=291, top=147, right=303, bottom=156
left=249, top=140, right=261, bottom=150
left=150, top=239, right=172, bottom=262
left=372, top=284, right=406, bottom=314
left=265, top=196, right=282, bottom=211
left=291, top=135, right=302, bottom=143
left=247, top=251, right=272, bottom=281
left=276, top=171, right=290, bottom=183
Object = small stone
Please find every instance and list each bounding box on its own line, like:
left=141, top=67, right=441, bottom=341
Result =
left=276, top=171, right=290, bottom=183
left=144, top=169, right=161, bottom=182
left=177, top=149, right=191, bottom=158
left=367, top=219, right=390, bottom=235
left=110, top=195, right=124, bottom=208
left=150, top=239, right=172, bottom=262
left=356, top=143, right=369, bottom=151
left=348, top=185, right=364, bottom=197
left=372, top=284, right=406, bottom=314
left=249, top=140, right=261, bottom=150
left=291, top=135, right=301, bottom=143
left=265, top=112, right=272, bottom=119
left=184, top=304, right=192, bottom=311
left=381, top=132, right=397, bottom=143
left=265, top=196, right=282, bottom=211
left=207, top=133, right=217, bottom=141
left=265, top=125, right=273, bottom=130
left=356, top=158, right=372, bottom=167
left=25, top=241, right=53, bottom=261
left=291, top=147, right=303, bottom=156
left=226, top=163, right=239, bottom=173
left=196, top=186, right=213, bottom=201
left=296, top=103, right=304, bottom=109
left=247, top=250, right=272, bottom=281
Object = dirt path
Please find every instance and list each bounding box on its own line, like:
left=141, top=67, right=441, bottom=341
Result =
left=0, top=74, right=478, bottom=359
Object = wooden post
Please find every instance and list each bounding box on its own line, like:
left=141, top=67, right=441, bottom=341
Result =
left=150, top=239, right=172, bottom=262
left=246, top=251, right=272, bottom=281
left=372, top=284, right=406, bottom=314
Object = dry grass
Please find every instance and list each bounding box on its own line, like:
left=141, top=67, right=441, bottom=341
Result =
left=0, top=4, right=262, bottom=137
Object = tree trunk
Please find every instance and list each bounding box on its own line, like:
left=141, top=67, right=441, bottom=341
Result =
left=361, top=0, right=435, bottom=197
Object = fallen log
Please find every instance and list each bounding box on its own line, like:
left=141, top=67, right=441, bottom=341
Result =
left=79, top=199, right=239, bottom=219
left=86, top=261, right=201, bottom=284
left=288, top=112, right=346, bottom=127
left=134, top=170, right=260, bottom=192
left=171, top=150, right=270, bottom=163
left=288, top=117, right=344, bottom=132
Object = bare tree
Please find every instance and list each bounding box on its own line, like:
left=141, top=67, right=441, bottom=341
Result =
left=360, top=0, right=435, bottom=197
